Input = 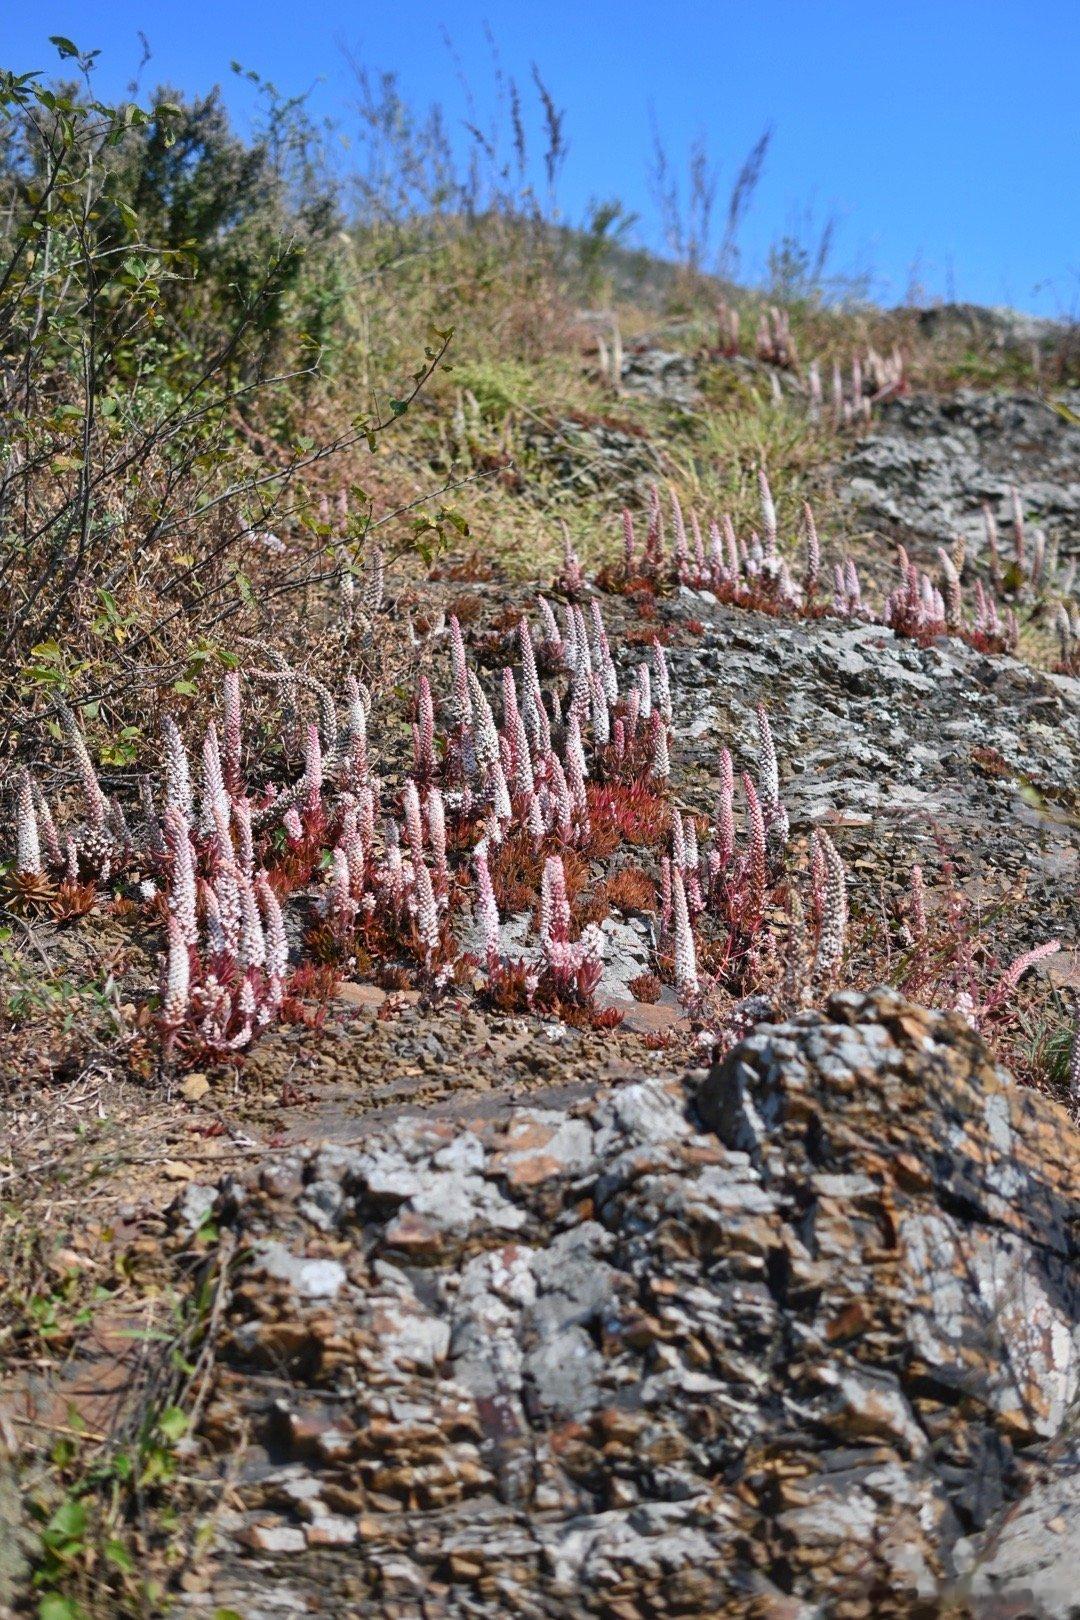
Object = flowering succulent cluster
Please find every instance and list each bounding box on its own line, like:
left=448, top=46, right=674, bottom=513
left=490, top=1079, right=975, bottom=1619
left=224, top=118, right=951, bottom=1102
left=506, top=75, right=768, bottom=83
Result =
left=1053, top=600, right=1080, bottom=673
left=897, top=853, right=1059, bottom=1041
left=607, top=478, right=1068, bottom=661
left=7, top=542, right=850, bottom=1067
left=9, top=464, right=1070, bottom=1076
left=713, top=301, right=905, bottom=423
left=156, top=702, right=292, bottom=1056
left=806, top=345, right=906, bottom=427
left=6, top=586, right=684, bottom=1053
left=754, top=304, right=799, bottom=369
left=608, top=477, right=806, bottom=615
left=9, top=712, right=132, bottom=917
left=882, top=545, right=1018, bottom=651
left=608, top=476, right=866, bottom=623
left=652, top=703, right=850, bottom=1039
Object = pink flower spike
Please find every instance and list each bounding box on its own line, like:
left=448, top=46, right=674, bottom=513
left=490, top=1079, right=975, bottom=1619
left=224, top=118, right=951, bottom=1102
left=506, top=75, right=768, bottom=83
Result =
left=549, top=757, right=574, bottom=838
left=474, top=848, right=501, bottom=965
left=449, top=615, right=472, bottom=727
left=223, top=670, right=243, bottom=796
left=716, top=748, right=735, bottom=870
left=402, top=780, right=425, bottom=871
left=691, top=511, right=705, bottom=575
left=300, top=724, right=323, bottom=822
left=566, top=753, right=589, bottom=823
left=540, top=854, right=571, bottom=945
left=413, top=861, right=441, bottom=956
left=985, top=939, right=1060, bottom=1009
left=233, top=800, right=254, bottom=878
left=566, top=710, right=588, bottom=782
left=526, top=789, right=545, bottom=846
left=803, top=503, right=821, bottom=594
left=468, top=670, right=501, bottom=774
left=161, top=915, right=191, bottom=1031
left=591, top=671, right=611, bottom=747
left=501, top=667, right=520, bottom=735
left=519, top=618, right=544, bottom=745
left=15, top=769, right=41, bottom=876
left=533, top=596, right=559, bottom=652
left=670, top=486, right=689, bottom=572
left=649, top=712, right=670, bottom=780
left=723, top=515, right=739, bottom=580
left=672, top=868, right=699, bottom=1001
left=357, top=786, right=376, bottom=851
left=672, top=811, right=687, bottom=871
left=213, top=859, right=241, bottom=960
left=414, top=675, right=436, bottom=778
left=758, top=470, right=778, bottom=556
left=164, top=805, right=198, bottom=947
left=645, top=482, right=663, bottom=568
left=343, top=829, right=365, bottom=896
left=1010, top=486, right=1026, bottom=567
left=162, top=717, right=194, bottom=822
left=344, top=676, right=369, bottom=786
left=756, top=703, right=789, bottom=845
left=652, top=638, right=672, bottom=722
left=34, top=781, right=63, bottom=870
left=60, top=706, right=107, bottom=830
left=709, top=520, right=724, bottom=577
left=742, top=774, right=767, bottom=917
left=510, top=708, right=534, bottom=800
left=426, top=786, right=448, bottom=893
left=199, top=723, right=227, bottom=833
left=489, top=760, right=513, bottom=821
left=238, top=876, right=267, bottom=970
left=256, top=877, right=288, bottom=987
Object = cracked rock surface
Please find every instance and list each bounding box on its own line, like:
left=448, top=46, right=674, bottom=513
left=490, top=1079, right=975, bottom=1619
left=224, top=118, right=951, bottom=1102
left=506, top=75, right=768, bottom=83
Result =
left=665, top=598, right=1080, bottom=968
left=840, top=388, right=1080, bottom=546
left=175, top=989, right=1080, bottom=1618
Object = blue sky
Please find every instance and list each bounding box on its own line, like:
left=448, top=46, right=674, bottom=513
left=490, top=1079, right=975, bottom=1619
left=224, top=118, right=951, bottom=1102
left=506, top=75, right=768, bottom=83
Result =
left=8, top=1, right=1080, bottom=313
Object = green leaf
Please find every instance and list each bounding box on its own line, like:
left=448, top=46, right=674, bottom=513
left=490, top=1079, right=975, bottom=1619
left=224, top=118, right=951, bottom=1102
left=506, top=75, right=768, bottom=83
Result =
left=44, top=1496, right=87, bottom=1543
left=48, top=36, right=81, bottom=59
left=157, top=1405, right=188, bottom=1441
left=103, top=1538, right=135, bottom=1573
left=38, top=1596, right=83, bottom=1620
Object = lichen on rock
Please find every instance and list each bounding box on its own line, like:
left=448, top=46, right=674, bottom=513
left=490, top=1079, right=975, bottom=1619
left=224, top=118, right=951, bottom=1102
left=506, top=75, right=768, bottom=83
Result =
left=180, top=988, right=1080, bottom=1617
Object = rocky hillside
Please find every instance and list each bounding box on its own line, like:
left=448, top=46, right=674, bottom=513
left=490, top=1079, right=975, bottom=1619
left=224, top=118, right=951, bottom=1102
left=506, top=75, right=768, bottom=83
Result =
left=4, top=299, right=1080, bottom=1620
left=164, top=990, right=1080, bottom=1620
